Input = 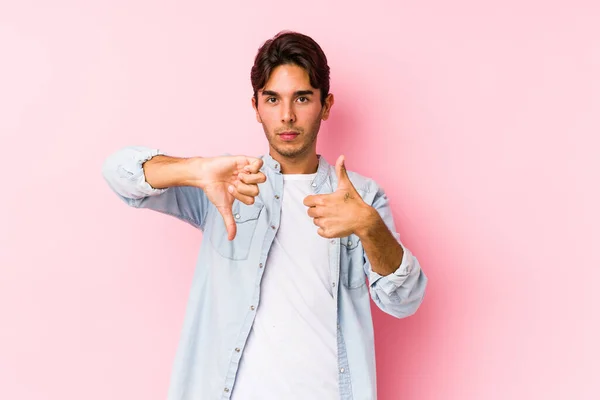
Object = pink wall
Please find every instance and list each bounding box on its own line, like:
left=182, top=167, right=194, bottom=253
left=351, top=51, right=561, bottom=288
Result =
left=1, top=1, right=598, bottom=399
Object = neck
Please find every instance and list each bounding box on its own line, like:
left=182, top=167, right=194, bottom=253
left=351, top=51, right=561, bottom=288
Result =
left=269, top=148, right=319, bottom=174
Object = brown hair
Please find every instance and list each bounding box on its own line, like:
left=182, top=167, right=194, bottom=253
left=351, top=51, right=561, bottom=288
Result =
left=251, top=31, right=330, bottom=106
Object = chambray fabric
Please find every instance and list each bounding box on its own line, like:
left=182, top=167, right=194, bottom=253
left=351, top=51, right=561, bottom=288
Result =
left=102, top=146, right=428, bottom=400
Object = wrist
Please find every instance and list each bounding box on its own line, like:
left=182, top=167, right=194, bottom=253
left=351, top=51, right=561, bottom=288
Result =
left=181, top=156, right=207, bottom=188
left=354, top=205, right=380, bottom=239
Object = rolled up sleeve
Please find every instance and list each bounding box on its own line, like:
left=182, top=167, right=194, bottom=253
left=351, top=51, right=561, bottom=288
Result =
left=102, top=146, right=167, bottom=201
left=364, top=184, right=428, bottom=318
left=102, top=145, right=210, bottom=230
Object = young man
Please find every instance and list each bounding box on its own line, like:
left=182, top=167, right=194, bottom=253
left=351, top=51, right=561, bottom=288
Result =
left=103, top=31, right=427, bottom=400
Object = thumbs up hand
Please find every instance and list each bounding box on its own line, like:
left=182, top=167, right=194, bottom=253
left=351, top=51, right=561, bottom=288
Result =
left=303, top=155, right=375, bottom=239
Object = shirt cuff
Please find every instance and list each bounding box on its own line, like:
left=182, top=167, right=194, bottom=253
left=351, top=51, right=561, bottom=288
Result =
left=367, top=241, right=415, bottom=295
left=120, top=146, right=168, bottom=197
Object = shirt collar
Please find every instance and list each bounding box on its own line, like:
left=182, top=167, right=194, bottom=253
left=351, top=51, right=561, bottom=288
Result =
left=261, top=153, right=330, bottom=191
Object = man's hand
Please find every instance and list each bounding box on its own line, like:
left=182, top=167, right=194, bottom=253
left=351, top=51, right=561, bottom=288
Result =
left=143, top=154, right=265, bottom=240
left=303, top=155, right=375, bottom=238
left=192, top=156, right=266, bottom=240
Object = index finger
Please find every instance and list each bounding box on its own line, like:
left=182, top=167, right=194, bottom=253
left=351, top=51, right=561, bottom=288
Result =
left=238, top=171, right=267, bottom=184
left=303, top=194, right=326, bottom=207
left=243, top=157, right=263, bottom=174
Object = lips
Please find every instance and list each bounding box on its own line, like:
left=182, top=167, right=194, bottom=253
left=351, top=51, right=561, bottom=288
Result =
left=278, top=131, right=300, bottom=141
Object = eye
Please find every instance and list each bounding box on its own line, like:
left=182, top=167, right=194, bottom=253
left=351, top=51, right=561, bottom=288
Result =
left=266, top=97, right=277, bottom=104
left=297, top=96, right=309, bottom=103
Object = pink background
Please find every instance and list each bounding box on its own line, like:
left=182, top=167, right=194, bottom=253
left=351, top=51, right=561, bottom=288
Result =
left=1, top=1, right=599, bottom=399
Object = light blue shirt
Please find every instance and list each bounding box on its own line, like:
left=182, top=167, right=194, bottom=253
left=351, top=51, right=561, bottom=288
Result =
left=102, top=146, right=428, bottom=400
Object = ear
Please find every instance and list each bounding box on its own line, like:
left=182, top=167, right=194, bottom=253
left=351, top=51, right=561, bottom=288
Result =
left=321, top=93, right=335, bottom=121
left=251, top=96, right=262, bottom=123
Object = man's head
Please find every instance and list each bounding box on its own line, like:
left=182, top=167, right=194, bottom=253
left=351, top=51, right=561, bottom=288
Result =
left=251, top=31, right=334, bottom=159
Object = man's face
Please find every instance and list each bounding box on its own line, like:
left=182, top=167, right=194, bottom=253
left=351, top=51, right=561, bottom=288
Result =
left=252, top=64, right=334, bottom=159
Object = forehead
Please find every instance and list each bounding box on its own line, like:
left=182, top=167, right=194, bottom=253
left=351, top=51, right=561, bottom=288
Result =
left=262, top=64, right=315, bottom=93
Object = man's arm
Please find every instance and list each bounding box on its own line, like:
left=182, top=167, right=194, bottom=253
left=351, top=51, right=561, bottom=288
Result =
left=358, top=185, right=428, bottom=319
left=143, top=154, right=203, bottom=189
left=102, top=146, right=211, bottom=230
left=303, top=155, right=427, bottom=319
left=102, top=146, right=267, bottom=237
left=355, top=208, right=404, bottom=276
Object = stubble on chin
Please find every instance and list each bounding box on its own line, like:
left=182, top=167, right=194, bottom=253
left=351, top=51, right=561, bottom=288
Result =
left=266, top=130, right=319, bottom=159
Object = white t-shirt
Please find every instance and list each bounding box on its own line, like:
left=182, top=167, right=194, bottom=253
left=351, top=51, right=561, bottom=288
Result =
left=232, top=173, right=339, bottom=399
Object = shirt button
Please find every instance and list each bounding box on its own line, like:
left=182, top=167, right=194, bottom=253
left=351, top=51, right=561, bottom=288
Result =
left=235, top=214, right=240, bottom=219
left=274, top=194, right=280, bottom=199
left=347, top=241, right=352, bottom=246
left=311, top=182, right=317, bottom=187
left=271, top=225, right=276, bottom=230
left=332, top=282, right=336, bottom=287
left=330, top=239, right=335, bottom=244
left=235, top=348, right=240, bottom=352
left=259, top=263, right=263, bottom=268
left=250, top=305, right=255, bottom=310
left=224, top=388, right=230, bottom=392
left=340, top=368, right=345, bottom=373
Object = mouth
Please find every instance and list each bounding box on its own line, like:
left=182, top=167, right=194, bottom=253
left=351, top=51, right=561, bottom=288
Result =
left=277, top=131, right=300, bottom=141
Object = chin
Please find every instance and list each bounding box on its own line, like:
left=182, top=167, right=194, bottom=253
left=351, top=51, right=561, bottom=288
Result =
left=279, top=147, right=311, bottom=159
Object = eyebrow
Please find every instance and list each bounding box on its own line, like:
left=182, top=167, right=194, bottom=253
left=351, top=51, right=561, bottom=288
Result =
left=261, top=90, right=314, bottom=97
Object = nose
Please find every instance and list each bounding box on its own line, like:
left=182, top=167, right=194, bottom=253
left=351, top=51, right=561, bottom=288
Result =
left=280, top=102, right=296, bottom=124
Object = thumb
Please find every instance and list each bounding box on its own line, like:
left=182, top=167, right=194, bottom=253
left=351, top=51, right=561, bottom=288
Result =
left=217, top=205, right=237, bottom=241
left=335, top=155, right=352, bottom=189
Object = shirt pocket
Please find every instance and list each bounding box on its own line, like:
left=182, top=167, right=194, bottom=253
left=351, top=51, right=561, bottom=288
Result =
left=209, top=200, right=264, bottom=260
left=340, top=234, right=367, bottom=288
